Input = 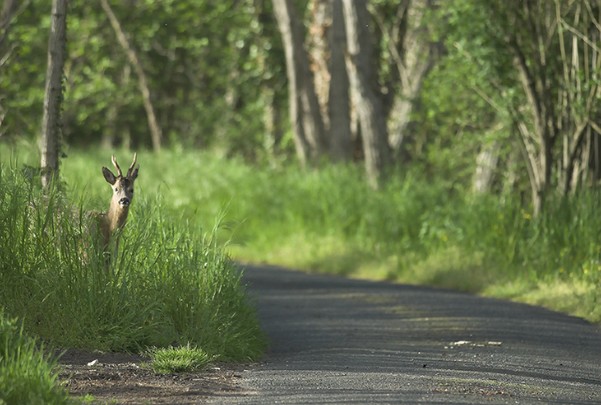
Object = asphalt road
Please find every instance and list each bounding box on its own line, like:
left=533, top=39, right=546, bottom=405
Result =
left=211, top=265, right=601, bottom=404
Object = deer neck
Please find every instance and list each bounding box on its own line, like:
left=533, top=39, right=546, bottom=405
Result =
left=106, top=199, right=130, bottom=235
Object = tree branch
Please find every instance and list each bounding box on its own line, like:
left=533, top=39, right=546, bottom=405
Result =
left=100, top=0, right=162, bottom=151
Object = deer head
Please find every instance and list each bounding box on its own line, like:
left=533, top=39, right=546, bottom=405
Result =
left=101, top=153, right=139, bottom=236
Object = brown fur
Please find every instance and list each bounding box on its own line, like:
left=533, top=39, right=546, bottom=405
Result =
left=98, top=154, right=139, bottom=261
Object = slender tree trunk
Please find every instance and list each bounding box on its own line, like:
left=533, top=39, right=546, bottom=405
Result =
left=272, top=0, right=326, bottom=165
left=40, top=0, right=67, bottom=190
left=328, top=0, right=352, bottom=161
left=101, top=0, right=162, bottom=152
left=383, top=0, right=438, bottom=154
left=0, top=0, right=15, bottom=134
left=263, top=88, right=284, bottom=162
left=472, top=141, right=501, bottom=194
left=308, top=0, right=330, bottom=128
left=273, top=0, right=309, bottom=164
left=0, top=0, right=17, bottom=49
left=588, top=128, right=601, bottom=186
left=342, top=0, right=390, bottom=188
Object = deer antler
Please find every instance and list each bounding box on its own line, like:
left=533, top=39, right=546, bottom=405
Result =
left=127, top=153, right=137, bottom=178
left=111, top=155, right=123, bottom=177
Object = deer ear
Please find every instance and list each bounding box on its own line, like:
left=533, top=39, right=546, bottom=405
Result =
left=102, top=167, right=117, bottom=185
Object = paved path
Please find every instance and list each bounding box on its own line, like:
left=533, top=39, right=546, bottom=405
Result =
left=213, top=265, right=601, bottom=404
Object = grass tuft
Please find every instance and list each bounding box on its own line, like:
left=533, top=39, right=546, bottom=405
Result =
left=146, top=344, right=213, bottom=374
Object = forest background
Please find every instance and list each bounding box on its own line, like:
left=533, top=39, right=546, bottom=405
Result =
left=1, top=0, right=600, bottom=323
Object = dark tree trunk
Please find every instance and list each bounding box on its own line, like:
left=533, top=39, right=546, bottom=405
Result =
left=40, top=0, right=68, bottom=190
left=342, top=0, right=390, bottom=188
left=272, top=0, right=327, bottom=165
left=328, top=0, right=352, bottom=161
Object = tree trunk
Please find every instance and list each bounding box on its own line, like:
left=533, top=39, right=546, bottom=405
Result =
left=472, top=141, right=500, bottom=194
left=342, top=0, right=390, bottom=188
left=101, top=0, right=162, bottom=152
left=328, top=0, right=352, bottom=161
left=40, top=0, right=68, bottom=190
left=308, top=0, right=330, bottom=128
left=0, top=0, right=17, bottom=49
left=386, top=1, right=439, bottom=154
left=263, top=88, right=284, bottom=163
left=272, top=0, right=326, bottom=165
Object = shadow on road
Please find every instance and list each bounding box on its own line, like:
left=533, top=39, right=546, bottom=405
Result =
left=212, top=264, right=601, bottom=404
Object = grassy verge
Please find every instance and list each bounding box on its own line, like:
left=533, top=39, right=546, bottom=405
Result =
left=55, top=148, right=596, bottom=324
left=0, top=151, right=266, bottom=401
left=0, top=162, right=265, bottom=357
left=3, top=145, right=600, bottom=329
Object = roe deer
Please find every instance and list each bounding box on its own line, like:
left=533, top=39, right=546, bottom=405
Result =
left=96, top=153, right=139, bottom=262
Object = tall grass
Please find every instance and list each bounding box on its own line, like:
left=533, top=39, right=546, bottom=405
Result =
left=57, top=148, right=597, bottom=322
left=3, top=146, right=599, bottom=324
left=0, top=161, right=265, bottom=358
left=0, top=310, right=69, bottom=405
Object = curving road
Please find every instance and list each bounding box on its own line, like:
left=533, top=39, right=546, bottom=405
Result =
left=212, top=265, right=601, bottom=404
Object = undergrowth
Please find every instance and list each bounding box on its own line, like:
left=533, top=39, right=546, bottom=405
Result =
left=3, top=146, right=600, bottom=329
left=0, top=311, right=69, bottom=405
left=65, top=148, right=598, bottom=323
left=0, top=159, right=265, bottom=364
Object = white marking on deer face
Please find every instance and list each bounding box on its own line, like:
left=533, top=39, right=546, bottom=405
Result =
left=102, top=153, right=139, bottom=210
left=113, top=177, right=135, bottom=207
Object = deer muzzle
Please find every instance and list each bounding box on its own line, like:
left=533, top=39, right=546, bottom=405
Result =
left=119, top=198, right=131, bottom=206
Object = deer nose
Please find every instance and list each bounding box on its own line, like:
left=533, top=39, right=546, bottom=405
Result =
left=119, top=198, right=130, bottom=206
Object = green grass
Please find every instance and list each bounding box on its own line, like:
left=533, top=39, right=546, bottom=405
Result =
left=0, top=148, right=266, bottom=401
left=2, top=144, right=600, bottom=337
left=1, top=143, right=599, bottom=400
left=146, top=344, right=213, bottom=374
left=0, top=311, right=69, bottom=405
left=0, top=162, right=265, bottom=357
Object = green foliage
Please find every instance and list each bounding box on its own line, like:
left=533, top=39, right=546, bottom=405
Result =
left=57, top=148, right=598, bottom=323
left=147, top=344, right=212, bottom=374
left=3, top=145, right=599, bottom=324
left=1, top=0, right=284, bottom=158
left=415, top=0, right=521, bottom=193
left=0, top=311, right=69, bottom=405
left=0, top=159, right=265, bottom=360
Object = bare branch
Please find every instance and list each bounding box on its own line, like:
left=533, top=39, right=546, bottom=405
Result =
left=100, top=0, right=162, bottom=152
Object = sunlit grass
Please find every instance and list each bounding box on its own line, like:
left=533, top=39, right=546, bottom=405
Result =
left=3, top=144, right=600, bottom=325
left=0, top=149, right=267, bottom=402
left=0, top=154, right=265, bottom=371
left=146, top=344, right=213, bottom=374
left=0, top=311, right=69, bottom=405
left=485, top=278, right=601, bottom=322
